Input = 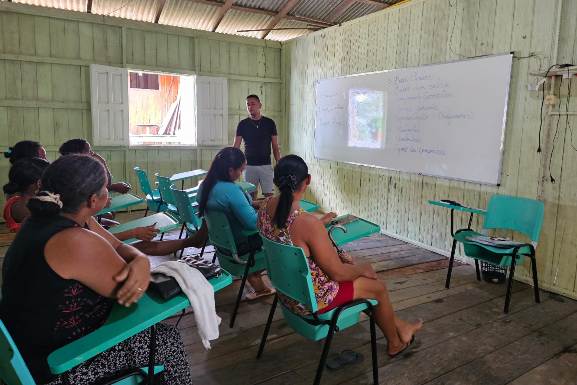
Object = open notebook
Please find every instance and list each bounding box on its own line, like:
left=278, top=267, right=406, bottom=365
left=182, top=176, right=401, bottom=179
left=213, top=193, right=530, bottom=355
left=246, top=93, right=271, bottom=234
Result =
left=465, top=234, right=525, bottom=248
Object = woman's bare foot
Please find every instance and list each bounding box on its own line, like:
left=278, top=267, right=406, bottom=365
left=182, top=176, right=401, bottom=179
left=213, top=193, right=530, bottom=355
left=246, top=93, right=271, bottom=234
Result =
left=396, top=318, right=423, bottom=345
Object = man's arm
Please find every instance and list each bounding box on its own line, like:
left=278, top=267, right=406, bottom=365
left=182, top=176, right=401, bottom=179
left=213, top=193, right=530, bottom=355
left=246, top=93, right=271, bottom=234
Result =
left=233, top=136, right=242, bottom=148
left=271, top=135, right=281, bottom=163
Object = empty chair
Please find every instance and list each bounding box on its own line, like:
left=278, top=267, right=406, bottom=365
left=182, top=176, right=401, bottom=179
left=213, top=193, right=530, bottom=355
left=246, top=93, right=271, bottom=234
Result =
left=172, top=187, right=205, bottom=258
left=445, top=194, right=544, bottom=313
left=134, top=166, right=165, bottom=216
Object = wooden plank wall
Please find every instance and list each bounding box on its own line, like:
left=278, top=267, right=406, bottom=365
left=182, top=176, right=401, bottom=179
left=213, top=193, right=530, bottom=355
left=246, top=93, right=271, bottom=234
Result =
left=284, top=0, right=577, bottom=299
left=0, top=3, right=284, bottom=204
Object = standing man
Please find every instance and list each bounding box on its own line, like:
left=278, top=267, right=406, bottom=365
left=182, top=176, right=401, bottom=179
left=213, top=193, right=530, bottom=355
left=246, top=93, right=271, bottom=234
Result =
left=234, top=94, right=281, bottom=198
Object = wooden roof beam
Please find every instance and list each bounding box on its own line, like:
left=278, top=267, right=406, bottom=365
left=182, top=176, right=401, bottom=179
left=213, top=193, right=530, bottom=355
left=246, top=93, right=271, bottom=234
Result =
left=326, top=0, right=356, bottom=23
left=260, top=0, right=301, bottom=39
left=211, top=0, right=234, bottom=32
left=189, top=0, right=334, bottom=28
left=86, top=0, right=92, bottom=13
left=154, top=0, right=166, bottom=23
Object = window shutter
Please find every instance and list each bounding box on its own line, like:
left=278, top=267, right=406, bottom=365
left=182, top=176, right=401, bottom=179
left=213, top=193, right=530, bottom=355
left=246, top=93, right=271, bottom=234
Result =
left=195, top=76, right=228, bottom=146
left=90, top=64, right=129, bottom=146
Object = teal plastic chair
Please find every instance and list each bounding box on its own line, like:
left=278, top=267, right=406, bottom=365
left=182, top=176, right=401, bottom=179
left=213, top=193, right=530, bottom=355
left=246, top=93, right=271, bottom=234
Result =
left=155, top=174, right=197, bottom=214
left=445, top=194, right=544, bottom=313
left=133, top=167, right=165, bottom=216
left=0, top=320, right=163, bottom=385
left=171, top=187, right=205, bottom=258
left=204, top=210, right=268, bottom=328
left=257, top=237, right=379, bottom=385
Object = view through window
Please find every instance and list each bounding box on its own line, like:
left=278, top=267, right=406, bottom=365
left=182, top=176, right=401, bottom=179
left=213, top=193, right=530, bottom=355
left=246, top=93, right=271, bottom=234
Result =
left=128, top=71, right=196, bottom=146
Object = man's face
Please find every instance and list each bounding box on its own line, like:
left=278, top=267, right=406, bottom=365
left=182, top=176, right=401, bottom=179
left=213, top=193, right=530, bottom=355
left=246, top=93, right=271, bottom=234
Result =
left=246, top=98, right=262, bottom=117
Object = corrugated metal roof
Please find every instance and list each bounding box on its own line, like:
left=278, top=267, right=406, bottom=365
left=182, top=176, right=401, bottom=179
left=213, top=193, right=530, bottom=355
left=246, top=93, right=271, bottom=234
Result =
left=234, top=0, right=286, bottom=13
left=13, top=0, right=85, bottom=12
left=266, top=18, right=313, bottom=41
left=216, top=8, right=272, bottom=39
left=6, top=0, right=407, bottom=41
left=335, top=1, right=380, bottom=24
left=160, top=0, right=219, bottom=31
left=92, top=0, right=159, bottom=22
left=291, top=0, right=342, bottom=21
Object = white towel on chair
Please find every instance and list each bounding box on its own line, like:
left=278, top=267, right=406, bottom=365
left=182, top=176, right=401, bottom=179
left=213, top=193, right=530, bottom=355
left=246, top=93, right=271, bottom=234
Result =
left=153, top=261, right=221, bottom=349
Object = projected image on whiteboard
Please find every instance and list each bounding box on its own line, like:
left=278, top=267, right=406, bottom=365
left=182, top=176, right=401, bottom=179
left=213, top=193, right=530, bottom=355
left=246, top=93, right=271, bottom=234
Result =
left=347, top=89, right=386, bottom=149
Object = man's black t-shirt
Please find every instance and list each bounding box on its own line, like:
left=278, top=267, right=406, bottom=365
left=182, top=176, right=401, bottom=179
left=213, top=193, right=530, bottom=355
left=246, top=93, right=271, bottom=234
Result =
left=236, top=116, right=277, bottom=166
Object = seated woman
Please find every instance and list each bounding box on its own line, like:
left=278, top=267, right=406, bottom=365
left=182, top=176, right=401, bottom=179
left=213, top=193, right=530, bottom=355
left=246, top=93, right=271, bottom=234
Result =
left=0, top=154, right=192, bottom=384
left=4, top=140, right=47, bottom=164
left=3, top=157, right=50, bottom=232
left=59, top=138, right=130, bottom=194
left=257, top=155, right=423, bottom=357
left=197, top=147, right=274, bottom=300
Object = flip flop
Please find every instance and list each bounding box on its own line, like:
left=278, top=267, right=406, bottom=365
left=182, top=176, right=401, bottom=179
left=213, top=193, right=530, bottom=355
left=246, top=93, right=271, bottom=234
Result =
left=326, top=350, right=364, bottom=370
left=387, top=336, right=416, bottom=359
left=244, top=288, right=276, bottom=301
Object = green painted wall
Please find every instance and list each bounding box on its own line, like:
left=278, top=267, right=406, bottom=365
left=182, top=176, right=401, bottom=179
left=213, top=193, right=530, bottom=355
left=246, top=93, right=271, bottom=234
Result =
left=285, top=0, right=577, bottom=299
left=0, top=2, right=284, bottom=206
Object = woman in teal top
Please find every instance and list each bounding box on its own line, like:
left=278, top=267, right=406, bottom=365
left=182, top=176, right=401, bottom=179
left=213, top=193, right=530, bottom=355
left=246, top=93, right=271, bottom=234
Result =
left=197, top=147, right=274, bottom=299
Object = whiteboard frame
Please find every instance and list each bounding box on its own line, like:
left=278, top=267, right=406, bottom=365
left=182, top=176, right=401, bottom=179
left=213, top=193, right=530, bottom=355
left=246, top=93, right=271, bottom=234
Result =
left=313, top=52, right=514, bottom=185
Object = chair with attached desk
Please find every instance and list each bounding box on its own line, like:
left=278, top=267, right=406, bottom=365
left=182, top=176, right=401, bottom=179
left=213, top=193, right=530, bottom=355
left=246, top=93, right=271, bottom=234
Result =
left=0, top=319, right=163, bottom=385
left=204, top=210, right=267, bottom=328
left=171, top=187, right=206, bottom=258
left=256, top=237, right=379, bottom=385
left=155, top=174, right=196, bottom=216
left=134, top=167, right=166, bottom=216
left=444, top=194, right=544, bottom=313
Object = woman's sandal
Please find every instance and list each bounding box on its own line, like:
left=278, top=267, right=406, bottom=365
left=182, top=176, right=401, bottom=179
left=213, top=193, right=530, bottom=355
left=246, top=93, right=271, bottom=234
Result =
left=326, top=350, right=364, bottom=370
left=387, top=336, right=416, bottom=359
left=245, top=288, right=276, bottom=301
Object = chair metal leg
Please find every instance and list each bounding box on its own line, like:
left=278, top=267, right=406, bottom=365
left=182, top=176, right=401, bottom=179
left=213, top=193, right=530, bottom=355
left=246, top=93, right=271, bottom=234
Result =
left=230, top=258, right=252, bottom=328
left=474, top=259, right=481, bottom=281
left=314, top=323, right=337, bottom=385
left=178, top=223, right=185, bottom=240
left=530, top=255, right=541, bottom=303
left=504, top=255, right=517, bottom=313
left=199, top=239, right=207, bottom=259
left=369, top=310, right=379, bottom=385
left=159, top=232, right=164, bottom=241
left=144, top=208, right=149, bottom=217
left=445, top=239, right=457, bottom=289
left=257, top=294, right=278, bottom=359
left=146, top=325, right=157, bottom=385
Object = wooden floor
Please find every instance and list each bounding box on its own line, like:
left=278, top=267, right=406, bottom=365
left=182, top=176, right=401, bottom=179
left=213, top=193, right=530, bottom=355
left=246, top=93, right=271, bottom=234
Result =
left=2, top=215, right=577, bottom=384
left=165, top=235, right=577, bottom=385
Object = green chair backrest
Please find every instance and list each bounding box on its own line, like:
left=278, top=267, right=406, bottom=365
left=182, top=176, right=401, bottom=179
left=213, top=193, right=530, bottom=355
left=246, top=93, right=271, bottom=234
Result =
left=204, top=210, right=239, bottom=257
left=0, top=320, right=37, bottom=385
left=133, top=167, right=154, bottom=197
left=483, top=194, right=544, bottom=242
left=261, top=237, right=318, bottom=313
left=155, top=175, right=177, bottom=206
left=171, top=187, right=202, bottom=230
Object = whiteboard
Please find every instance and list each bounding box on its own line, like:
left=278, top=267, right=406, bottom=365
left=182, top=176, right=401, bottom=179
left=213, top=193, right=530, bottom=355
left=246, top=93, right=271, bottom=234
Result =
left=314, top=54, right=513, bottom=185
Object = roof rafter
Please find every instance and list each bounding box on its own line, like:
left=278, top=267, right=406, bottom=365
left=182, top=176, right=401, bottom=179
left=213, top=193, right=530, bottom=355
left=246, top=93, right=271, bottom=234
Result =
left=211, top=0, right=234, bottom=32
left=190, top=0, right=334, bottom=28
left=326, top=0, right=356, bottom=23
left=154, top=0, right=166, bottom=23
left=260, top=0, right=301, bottom=39
left=86, top=0, right=92, bottom=13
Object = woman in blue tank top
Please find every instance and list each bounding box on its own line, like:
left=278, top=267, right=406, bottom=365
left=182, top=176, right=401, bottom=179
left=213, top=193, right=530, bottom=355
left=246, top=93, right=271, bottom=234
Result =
left=197, top=147, right=274, bottom=300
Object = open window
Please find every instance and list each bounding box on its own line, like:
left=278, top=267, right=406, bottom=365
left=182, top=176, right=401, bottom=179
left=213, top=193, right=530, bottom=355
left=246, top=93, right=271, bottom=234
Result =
left=90, top=65, right=228, bottom=147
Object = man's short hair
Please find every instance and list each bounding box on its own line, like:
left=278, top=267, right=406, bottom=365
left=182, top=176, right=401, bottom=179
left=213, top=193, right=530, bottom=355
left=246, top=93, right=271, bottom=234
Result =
left=246, top=94, right=260, bottom=102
